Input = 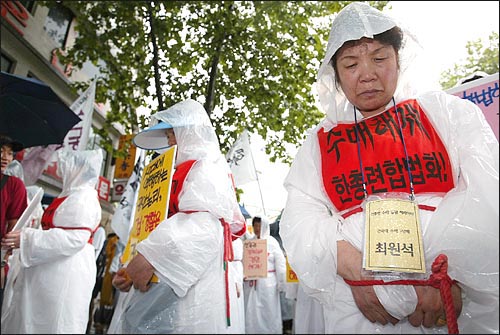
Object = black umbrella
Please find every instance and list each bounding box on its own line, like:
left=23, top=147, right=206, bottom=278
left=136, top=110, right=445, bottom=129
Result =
left=0, top=71, right=82, bottom=148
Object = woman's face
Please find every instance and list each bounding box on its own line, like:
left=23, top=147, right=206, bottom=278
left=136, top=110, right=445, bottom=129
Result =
left=336, top=38, right=399, bottom=117
left=165, top=128, right=177, bottom=146
left=253, top=221, right=261, bottom=239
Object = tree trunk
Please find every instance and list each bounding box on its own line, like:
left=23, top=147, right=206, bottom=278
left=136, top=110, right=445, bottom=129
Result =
left=204, top=3, right=234, bottom=115
left=147, top=1, right=164, bottom=112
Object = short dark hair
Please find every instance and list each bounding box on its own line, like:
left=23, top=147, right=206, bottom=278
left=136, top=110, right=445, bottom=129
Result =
left=331, top=26, right=404, bottom=88
left=0, top=134, right=24, bottom=152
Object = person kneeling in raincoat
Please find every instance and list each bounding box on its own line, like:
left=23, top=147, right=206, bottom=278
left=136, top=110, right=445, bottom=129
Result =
left=111, top=99, right=246, bottom=334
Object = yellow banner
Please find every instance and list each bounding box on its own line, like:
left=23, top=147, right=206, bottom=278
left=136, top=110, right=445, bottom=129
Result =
left=286, top=256, right=298, bottom=283
left=113, top=134, right=137, bottom=180
left=121, top=146, right=176, bottom=282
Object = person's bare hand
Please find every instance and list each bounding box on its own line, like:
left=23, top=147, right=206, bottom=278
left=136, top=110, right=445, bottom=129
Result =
left=408, top=283, right=462, bottom=328
left=350, top=285, right=399, bottom=325
left=112, top=267, right=132, bottom=292
left=125, top=253, right=155, bottom=292
left=337, top=240, right=399, bottom=325
left=1, top=230, right=21, bottom=250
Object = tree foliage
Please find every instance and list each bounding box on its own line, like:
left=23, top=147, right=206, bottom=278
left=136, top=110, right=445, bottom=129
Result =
left=440, top=31, right=499, bottom=90
left=42, top=1, right=388, bottom=163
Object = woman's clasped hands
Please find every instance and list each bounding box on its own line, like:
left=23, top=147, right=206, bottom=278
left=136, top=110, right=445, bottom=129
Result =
left=112, top=252, right=155, bottom=293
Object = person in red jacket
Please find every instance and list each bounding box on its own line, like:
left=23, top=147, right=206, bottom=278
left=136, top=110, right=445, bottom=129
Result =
left=0, top=134, right=27, bottom=311
left=0, top=135, right=27, bottom=239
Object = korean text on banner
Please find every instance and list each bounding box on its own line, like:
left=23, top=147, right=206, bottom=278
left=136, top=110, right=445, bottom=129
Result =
left=243, top=239, right=268, bottom=279
left=34, top=79, right=97, bottom=182
left=121, top=146, right=176, bottom=282
left=97, top=176, right=111, bottom=202
left=226, top=129, right=257, bottom=186
left=63, top=78, right=97, bottom=151
left=446, top=72, right=499, bottom=140
left=21, top=80, right=97, bottom=183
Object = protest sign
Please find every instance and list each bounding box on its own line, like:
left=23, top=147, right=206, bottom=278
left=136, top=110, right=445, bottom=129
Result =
left=121, top=146, right=176, bottom=282
left=243, top=239, right=267, bottom=278
left=446, top=72, right=499, bottom=140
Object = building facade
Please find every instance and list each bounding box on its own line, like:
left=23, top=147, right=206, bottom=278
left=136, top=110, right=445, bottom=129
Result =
left=1, top=0, right=125, bottom=230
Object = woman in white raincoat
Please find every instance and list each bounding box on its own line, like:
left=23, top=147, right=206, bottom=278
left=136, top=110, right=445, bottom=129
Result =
left=280, top=2, right=498, bottom=334
left=1, top=149, right=103, bottom=334
left=243, top=215, right=287, bottom=334
left=111, top=99, right=246, bottom=334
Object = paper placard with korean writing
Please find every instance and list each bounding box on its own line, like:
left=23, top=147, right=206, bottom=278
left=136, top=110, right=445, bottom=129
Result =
left=243, top=239, right=267, bottom=279
left=121, top=146, right=176, bottom=282
left=364, top=199, right=426, bottom=273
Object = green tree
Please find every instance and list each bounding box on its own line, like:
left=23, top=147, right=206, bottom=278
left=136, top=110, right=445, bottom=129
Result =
left=44, top=1, right=388, bottom=163
left=440, top=31, right=499, bottom=90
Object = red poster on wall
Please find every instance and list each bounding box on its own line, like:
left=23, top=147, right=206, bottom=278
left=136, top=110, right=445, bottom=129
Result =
left=97, top=176, right=110, bottom=202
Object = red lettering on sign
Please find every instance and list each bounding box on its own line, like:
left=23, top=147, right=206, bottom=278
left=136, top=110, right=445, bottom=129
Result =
left=1, top=1, right=29, bottom=36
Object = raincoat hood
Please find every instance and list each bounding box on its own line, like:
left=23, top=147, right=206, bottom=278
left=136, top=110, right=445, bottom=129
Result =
left=317, top=2, right=422, bottom=130
left=133, top=99, right=220, bottom=165
left=134, top=99, right=246, bottom=238
left=5, top=159, right=24, bottom=181
left=57, top=149, right=103, bottom=197
left=255, top=215, right=271, bottom=239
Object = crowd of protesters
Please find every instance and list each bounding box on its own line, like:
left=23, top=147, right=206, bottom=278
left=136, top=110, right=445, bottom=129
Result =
left=1, top=2, right=498, bottom=334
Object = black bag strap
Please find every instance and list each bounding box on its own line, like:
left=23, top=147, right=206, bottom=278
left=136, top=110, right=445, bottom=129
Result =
left=0, top=174, right=9, bottom=190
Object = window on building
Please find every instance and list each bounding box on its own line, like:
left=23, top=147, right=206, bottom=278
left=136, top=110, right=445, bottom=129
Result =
left=1, top=53, right=14, bottom=73
left=43, top=3, right=74, bottom=49
left=18, top=0, right=35, bottom=13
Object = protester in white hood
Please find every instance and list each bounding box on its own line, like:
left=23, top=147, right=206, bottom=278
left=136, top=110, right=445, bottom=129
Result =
left=243, top=215, right=287, bottom=334
left=1, top=149, right=103, bottom=334
left=280, top=2, right=498, bottom=334
left=111, top=98, right=246, bottom=333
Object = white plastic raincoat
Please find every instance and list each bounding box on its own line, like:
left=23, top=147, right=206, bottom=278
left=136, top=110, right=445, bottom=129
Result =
left=244, top=216, right=287, bottom=334
left=112, top=99, right=246, bottom=334
left=292, top=282, right=325, bottom=334
left=1, top=149, right=103, bottom=334
left=228, top=237, right=245, bottom=334
left=280, top=2, right=499, bottom=334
